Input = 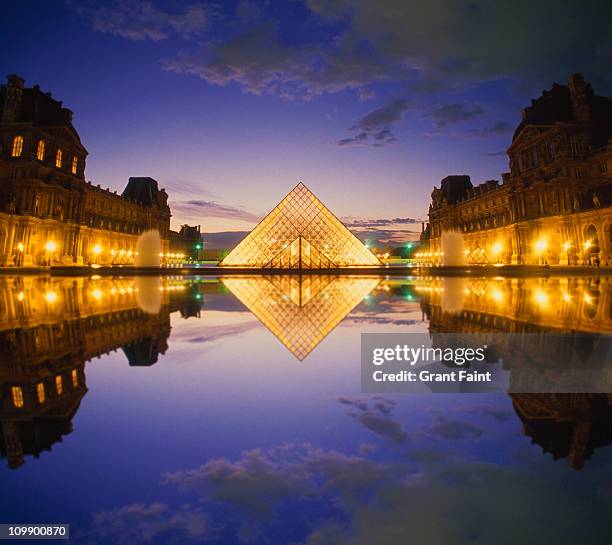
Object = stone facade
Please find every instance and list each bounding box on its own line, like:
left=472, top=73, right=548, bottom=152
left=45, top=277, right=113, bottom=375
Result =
left=421, top=74, right=612, bottom=266
left=168, top=224, right=203, bottom=263
left=0, top=75, right=173, bottom=266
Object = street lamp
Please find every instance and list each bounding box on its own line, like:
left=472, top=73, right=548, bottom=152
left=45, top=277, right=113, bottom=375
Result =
left=45, top=241, right=56, bottom=266
left=562, top=242, right=572, bottom=266
left=584, top=239, right=593, bottom=265
left=534, top=238, right=547, bottom=264
left=16, top=242, right=24, bottom=266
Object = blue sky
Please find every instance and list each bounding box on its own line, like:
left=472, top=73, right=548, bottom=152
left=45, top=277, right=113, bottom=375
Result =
left=2, top=0, right=611, bottom=238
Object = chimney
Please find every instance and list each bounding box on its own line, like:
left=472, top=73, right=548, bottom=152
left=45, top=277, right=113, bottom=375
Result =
left=568, top=73, right=591, bottom=122
left=1, top=74, right=25, bottom=123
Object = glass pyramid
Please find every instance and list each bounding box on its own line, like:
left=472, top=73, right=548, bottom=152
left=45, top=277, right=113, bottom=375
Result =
left=223, top=275, right=380, bottom=360
left=220, top=182, right=382, bottom=268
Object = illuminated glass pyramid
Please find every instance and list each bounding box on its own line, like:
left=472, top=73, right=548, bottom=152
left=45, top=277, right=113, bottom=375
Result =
left=220, top=182, right=381, bottom=268
left=223, top=276, right=380, bottom=360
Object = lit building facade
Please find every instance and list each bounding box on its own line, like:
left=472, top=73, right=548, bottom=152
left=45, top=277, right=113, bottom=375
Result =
left=0, top=75, right=173, bottom=266
left=420, top=74, right=612, bottom=266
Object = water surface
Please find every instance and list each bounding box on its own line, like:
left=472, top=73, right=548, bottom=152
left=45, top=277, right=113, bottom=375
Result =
left=1, top=275, right=611, bottom=544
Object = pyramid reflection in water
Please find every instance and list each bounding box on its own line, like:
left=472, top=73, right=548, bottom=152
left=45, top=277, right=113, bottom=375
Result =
left=220, top=182, right=381, bottom=268
left=222, top=276, right=379, bottom=360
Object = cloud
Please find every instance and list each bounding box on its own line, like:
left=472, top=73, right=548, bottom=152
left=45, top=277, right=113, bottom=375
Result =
left=78, top=0, right=612, bottom=103
left=83, top=502, right=208, bottom=545
left=460, top=404, right=514, bottom=422
left=470, top=121, right=513, bottom=138
left=338, top=98, right=410, bottom=146
left=171, top=322, right=260, bottom=344
left=345, top=217, right=420, bottom=227
left=427, top=102, right=484, bottom=127
left=338, top=396, right=408, bottom=444
left=96, top=438, right=612, bottom=545
left=171, top=200, right=260, bottom=223
left=426, top=415, right=484, bottom=440
left=73, top=1, right=207, bottom=42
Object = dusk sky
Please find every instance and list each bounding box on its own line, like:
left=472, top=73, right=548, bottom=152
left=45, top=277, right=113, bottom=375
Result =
left=3, top=1, right=612, bottom=242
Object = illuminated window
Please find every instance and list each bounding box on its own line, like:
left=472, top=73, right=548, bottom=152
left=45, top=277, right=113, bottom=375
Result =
left=71, top=156, right=78, bottom=174
left=11, top=386, right=24, bottom=408
left=55, top=375, right=63, bottom=395
left=71, top=369, right=78, bottom=388
left=11, top=136, right=24, bottom=157
left=55, top=148, right=63, bottom=168
left=37, top=383, right=46, bottom=404
left=37, top=140, right=45, bottom=161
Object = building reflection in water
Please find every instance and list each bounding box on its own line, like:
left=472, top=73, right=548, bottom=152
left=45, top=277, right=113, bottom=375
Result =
left=1, top=274, right=611, bottom=471
left=0, top=276, right=204, bottom=469
left=222, top=275, right=379, bottom=360
left=415, top=275, right=612, bottom=470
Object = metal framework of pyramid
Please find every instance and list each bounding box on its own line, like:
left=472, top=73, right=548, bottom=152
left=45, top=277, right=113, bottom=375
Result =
left=220, top=182, right=382, bottom=268
left=222, top=276, right=380, bottom=360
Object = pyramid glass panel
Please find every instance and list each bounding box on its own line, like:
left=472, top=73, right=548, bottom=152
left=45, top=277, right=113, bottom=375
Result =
left=220, top=182, right=382, bottom=268
left=222, top=276, right=380, bottom=360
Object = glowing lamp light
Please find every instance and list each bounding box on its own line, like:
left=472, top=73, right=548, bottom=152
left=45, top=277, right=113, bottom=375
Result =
left=492, top=242, right=502, bottom=254
left=533, top=290, right=548, bottom=306
left=91, top=289, right=103, bottom=300
left=490, top=289, right=504, bottom=302
left=562, top=292, right=572, bottom=303
left=17, top=291, right=25, bottom=302
left=584, top=239, right=593, bottom=250
left=92, top=244, right=102, bottom=255
left=45, top=291, right=57, bottom=303
left=562, top=242, right=571, bottom=252
left=534, top=239, right=548, bottom=252
left=17, top=242, right=24, bottom=252
left=45, top=241, right=56, bottom=253
left=583, top=293, right=593, bottom=305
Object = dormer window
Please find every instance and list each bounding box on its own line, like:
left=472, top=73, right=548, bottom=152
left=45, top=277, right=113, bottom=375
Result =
left=55, top=148, right=63, bottom=168
left=71, top=156, right=78, bottom=174
left=37, top=140, right=45, bottom=161
left=11, top=136, right=24, bottom=157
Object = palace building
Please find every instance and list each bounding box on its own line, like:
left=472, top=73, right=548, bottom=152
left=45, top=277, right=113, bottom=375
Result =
left=0, top=75, right=199, bottom=267
left=420, top=74, right=612, bottom=266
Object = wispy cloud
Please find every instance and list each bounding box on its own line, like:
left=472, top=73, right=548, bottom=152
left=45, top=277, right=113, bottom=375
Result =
left=338, top=396, right=408, bottom=444
left=471, top=121, right=513, bottom=138
left=73, top=1, right=207, bottom=42
left=171, top=200, right=260, bottom=223
left=338, top=98, right=410, bottom=147
left=344, top=217, right=421, bottom=227
left=427, top=102, right=484, bottom=127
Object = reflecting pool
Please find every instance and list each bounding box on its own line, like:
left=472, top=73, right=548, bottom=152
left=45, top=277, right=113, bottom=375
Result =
left=1, top=275, right=611, bottom=544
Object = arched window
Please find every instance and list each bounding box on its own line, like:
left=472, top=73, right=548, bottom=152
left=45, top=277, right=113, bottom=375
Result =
left=11, top=386, right=24, bottom=408
left=11, top=136, right=24, bottom=157
left=71, top=156, right=78, bottom=174
left=37, top=383, right=45, bottom=404
left=55, top=375, right=63, bottom=395
left=71, top=369, right=78, bottom=388
left=37, top=140, right=45, bottom=161
left=55, top=148, right=63, bottom=168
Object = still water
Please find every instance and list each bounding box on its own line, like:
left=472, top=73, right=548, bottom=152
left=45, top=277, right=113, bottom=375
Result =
left=1, top=275, right=611, bottom=544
